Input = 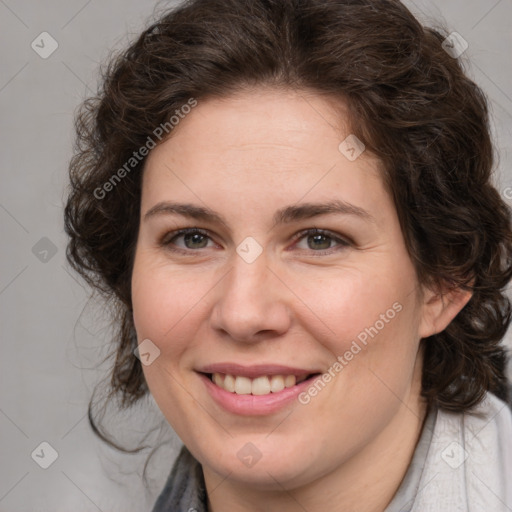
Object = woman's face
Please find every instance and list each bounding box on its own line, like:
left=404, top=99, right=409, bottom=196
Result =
left=131, top=89, right=438, bottom=490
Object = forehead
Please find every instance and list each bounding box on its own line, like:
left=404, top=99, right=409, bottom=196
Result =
left=141, top=88, right=387, bottom=218
left=150, top=88, right=350, bottom=162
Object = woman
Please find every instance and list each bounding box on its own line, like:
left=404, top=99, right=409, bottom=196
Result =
left=64, top=0, right=512, bottom=510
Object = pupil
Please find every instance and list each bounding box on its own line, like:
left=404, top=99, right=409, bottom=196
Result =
left=185, top=232, right=207, bottom=248
left=308, top=234, right=331, bottom=250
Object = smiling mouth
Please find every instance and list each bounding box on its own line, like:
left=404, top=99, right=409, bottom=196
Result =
left=204, top=372, right=321, bottom=396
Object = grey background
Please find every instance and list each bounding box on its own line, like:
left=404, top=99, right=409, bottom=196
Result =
left=1, top=0, right=511, bottom=510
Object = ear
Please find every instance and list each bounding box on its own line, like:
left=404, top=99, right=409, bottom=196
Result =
left=418, top=282, right=473, bottom=339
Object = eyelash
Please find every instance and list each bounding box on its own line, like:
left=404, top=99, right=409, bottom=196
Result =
left=160, top=227, right=351, bottom=256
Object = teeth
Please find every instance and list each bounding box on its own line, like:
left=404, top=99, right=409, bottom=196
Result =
left=285, top=375, right=296, bottom=387
left=252, top=376, right=271, bottom=395
left=270, top=375, right=285, bottom=393
left=224, top=374, right=235, bottom=392
left=212, top=373, right=223, bottom=387
left=211, top=373, right=306, bottom=395
left=234, top=376, right=252, bottom=395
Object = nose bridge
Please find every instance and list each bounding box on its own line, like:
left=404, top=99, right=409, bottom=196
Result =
left=211, top=251, right=290, bottom=341
left=224, top=253, right=274, bottom=313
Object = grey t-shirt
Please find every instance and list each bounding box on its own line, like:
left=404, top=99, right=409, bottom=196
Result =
left=152, top=393, right=512, bottom=512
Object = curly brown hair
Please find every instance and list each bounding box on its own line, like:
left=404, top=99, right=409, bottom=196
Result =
left=64, top=0, right=512, bottom=445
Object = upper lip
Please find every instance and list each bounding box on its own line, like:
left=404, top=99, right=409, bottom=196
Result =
left=196, top=363, right=320, bottom=379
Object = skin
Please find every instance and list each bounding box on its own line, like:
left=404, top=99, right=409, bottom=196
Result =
left=131, top=88, right=471, bottom=512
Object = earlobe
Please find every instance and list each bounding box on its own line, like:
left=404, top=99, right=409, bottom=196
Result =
left=419, top=284, right=473, bottom=339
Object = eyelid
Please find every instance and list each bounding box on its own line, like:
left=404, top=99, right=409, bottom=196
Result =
left=292, top=228, right=352, bottom=243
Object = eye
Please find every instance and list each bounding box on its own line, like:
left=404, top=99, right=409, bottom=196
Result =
left=160, top=227, right=350, bottom=255
left=161, top=228, right=216, bottom=251
left=293, top=228, right=350, bottom=253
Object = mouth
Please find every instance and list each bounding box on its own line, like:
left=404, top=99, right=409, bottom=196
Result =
left=196, top=363, right=323, bottom=415
left=203, top=372, right=318, bottom=396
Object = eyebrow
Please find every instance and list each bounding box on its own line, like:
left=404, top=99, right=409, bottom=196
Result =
left=143, top=199, right=375, bottom=226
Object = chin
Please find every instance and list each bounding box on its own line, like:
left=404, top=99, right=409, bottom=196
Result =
left=196, top=435, right=324, bottom=491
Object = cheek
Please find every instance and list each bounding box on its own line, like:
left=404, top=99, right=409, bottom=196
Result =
left=131, top=259, right=212, bottom=416
left=323, top=296, right=421, bottom=413
left=292, top=262, right=423, bottom=406
left=291, top=263, right=418, bottom=349
left=131, top=256, right=209, bottom=359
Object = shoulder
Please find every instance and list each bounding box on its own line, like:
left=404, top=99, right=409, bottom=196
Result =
left=463, top=392, right=512, bottom=444
left=413, top=393, right=512, bottom=512
left=151, top=445, right=206, bottom=512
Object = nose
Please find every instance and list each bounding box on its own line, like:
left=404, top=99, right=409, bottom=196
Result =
left=209, top=253, right=292, bottom=343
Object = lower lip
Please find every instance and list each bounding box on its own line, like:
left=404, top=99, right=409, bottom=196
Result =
left=198, top=373, right=318, bottom=416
